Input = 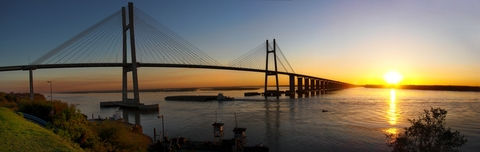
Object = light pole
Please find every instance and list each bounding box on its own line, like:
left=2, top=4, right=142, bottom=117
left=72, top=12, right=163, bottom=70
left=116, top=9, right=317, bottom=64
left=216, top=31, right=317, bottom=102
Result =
left=47, top=81, right=52, bottom=102
left=157, top=114, right=166, bottom=151
left=157, top=115, right=165, bottom=140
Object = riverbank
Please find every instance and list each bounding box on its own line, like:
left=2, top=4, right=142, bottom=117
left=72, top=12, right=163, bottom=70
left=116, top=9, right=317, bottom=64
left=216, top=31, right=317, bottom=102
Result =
left=0, top=107, right=83, bottom=152
left=0, top=92, right=151, bottom=151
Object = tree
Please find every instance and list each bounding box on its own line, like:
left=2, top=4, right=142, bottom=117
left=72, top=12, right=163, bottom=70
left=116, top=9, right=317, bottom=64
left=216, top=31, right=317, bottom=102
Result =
left=386, top=107, right=467, bottom=152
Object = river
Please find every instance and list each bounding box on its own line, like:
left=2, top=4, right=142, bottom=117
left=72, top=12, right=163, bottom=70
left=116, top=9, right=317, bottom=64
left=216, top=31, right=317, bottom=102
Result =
left=55, top=87, right=480, bottom=151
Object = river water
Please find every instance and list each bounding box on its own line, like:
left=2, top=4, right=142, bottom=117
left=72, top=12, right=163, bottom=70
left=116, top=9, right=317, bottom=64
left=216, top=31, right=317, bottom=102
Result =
left=55, top=87, right=480, bottom=152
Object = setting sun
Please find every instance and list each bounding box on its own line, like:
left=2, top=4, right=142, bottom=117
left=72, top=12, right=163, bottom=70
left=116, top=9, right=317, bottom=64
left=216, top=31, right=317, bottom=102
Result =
left=384, top=70, right=403, bottom=85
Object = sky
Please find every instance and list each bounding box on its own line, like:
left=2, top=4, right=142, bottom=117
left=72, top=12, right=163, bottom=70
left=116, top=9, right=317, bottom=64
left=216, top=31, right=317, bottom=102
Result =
left=1, top=0, right=479, bottom=92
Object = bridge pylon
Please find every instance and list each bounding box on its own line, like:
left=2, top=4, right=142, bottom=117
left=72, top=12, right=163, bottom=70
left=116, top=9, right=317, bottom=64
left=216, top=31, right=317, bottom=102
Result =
left=264, top=39, right=280, bottom=99
left=122, top=2, right=140, bottom=104
left=100, top=2, right=157, bottom=112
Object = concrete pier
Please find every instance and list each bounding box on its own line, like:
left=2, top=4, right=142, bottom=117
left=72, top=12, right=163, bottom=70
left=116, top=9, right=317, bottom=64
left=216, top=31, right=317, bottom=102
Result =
left=297, top=77, right=303, bottom=97
left=289, top=75, right=295, bottom=98
left=310, top=79, right=315, bottom=95
left=304, top=77, right=310, bottom=97
left=321, top=80, right=325, bottom=94
left=29, top=69, right=34, bottom=100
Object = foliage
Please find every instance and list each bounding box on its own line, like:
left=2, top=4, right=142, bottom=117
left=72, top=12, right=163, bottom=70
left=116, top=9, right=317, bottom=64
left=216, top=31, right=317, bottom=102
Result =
left=0, top=92, right=152, bottom=151
left=89, top=120, right=151, bottom=152
left=18, top=100, right=54, bottom=121
left=0, top=92, right=47, bottom=111
left=386, top=107, right=467, bottom=152
left=0, top=107, right=83, bottom=152
left=50, top=100, right=98, bottom=149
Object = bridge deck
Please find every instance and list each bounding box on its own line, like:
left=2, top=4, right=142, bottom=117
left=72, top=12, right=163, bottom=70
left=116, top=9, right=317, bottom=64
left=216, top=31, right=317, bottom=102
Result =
left=0, top=63, right=345, bottom=84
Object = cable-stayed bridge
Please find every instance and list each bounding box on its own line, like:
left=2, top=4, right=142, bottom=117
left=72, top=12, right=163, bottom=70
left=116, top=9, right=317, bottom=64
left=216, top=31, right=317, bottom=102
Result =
left=0, top=3, right=352, bottom=107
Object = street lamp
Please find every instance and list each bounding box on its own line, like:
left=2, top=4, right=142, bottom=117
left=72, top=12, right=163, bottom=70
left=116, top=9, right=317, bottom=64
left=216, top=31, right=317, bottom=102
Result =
left=47, top=81, right=52, bottom=102
left=157, top=115, right=165, bottom=140
left=157, top=114, right=166, bottom=151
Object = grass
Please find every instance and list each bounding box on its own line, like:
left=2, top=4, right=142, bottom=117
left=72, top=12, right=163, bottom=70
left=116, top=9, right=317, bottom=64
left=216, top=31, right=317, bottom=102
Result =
left=0, top=107, right=83, bottom=152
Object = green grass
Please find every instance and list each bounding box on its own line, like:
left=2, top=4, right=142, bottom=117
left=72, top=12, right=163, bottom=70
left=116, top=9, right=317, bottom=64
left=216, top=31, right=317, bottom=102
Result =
left=0, top=107, right=83, bottom=152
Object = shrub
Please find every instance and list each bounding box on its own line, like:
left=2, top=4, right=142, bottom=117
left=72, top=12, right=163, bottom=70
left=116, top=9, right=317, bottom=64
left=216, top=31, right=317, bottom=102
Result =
left=90, top=120, right=151, bottom=152
left=51, top=101, right=97, bottom=148
left=18, top=100, right=53, bottom=121
left=386, top=107, right=467, bottom=152
left=0, top=92, right=47, bottom=110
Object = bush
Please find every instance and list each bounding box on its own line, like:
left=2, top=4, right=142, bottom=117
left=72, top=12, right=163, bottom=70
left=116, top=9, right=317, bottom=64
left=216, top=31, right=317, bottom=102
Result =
left=18, top=100, right=53, bottom=121
left=50, top=101, right=97, bottom=148
left=386, top=107, right=467, bottom=152
left=90, top=120, right=151, bottom=152
left=0, top=92, right=47, bottom=110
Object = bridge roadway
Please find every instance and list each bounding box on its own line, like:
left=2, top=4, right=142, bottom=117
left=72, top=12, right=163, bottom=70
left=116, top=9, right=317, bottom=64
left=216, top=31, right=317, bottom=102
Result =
left=0, top=63, right=346, bottom=84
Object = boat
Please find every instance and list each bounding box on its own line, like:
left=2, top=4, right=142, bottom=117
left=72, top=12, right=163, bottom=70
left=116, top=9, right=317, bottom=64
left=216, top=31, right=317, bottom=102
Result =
left=165, top=93, right=234, bottom=102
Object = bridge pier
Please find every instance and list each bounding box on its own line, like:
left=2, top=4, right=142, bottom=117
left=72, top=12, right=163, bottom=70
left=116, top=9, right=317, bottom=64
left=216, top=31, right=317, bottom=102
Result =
left=326, top=81, right=330, bottom=91
left=321, top=80, right=326, bottom=94
left=297, top=77, right=303, bottom=98
left=289, top=75, right=295, bottom=98
left=326, top=81, right=330, bottom=92
left=310, top=79, right=315, bottom=96
left=315, top=79, right=320, bottom=95
left=29, top=69, right=34, bottom=100
left=304, top=78, right=310, bottom=97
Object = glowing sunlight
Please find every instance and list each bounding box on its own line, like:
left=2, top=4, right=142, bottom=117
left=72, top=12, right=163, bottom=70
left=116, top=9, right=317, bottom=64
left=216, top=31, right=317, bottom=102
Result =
left=384, top=70, right=403, bottom=85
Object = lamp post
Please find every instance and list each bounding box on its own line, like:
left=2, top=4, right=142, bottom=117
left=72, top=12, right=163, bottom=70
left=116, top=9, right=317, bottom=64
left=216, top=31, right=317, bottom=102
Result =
left=47, top=81, right=52, bottom=102
left=157, top=114, right=166, bottom=151
left=157, top=115, right=165, bottom=140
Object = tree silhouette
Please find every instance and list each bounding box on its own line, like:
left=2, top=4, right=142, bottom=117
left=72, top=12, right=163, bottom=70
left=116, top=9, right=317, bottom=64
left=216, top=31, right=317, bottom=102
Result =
left=386, top=107, right=467, bottom=152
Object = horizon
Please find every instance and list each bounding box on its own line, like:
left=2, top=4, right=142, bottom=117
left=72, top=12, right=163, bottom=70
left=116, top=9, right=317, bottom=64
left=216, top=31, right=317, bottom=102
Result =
left=6, top=83, right=480, bottom=94
left=1, top=0, right=480, bottom=93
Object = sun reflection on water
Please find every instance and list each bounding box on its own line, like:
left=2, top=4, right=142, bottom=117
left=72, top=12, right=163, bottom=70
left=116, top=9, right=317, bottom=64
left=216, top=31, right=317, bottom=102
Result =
left=385, top=128, right=398, bottom=135
left=388, top=89, right=397, bottom=125
left=385, top=89, right=399, bottom=136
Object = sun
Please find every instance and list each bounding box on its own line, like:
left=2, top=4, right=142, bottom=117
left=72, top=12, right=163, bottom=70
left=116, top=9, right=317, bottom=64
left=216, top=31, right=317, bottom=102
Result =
left=384, top=70, right=403, bottom=85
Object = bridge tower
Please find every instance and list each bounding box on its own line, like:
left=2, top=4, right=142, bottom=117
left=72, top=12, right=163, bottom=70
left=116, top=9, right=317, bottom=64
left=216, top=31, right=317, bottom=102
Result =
left=122, top=2, right=140, bottom=103
left=264, top=39, right=280, bottom=99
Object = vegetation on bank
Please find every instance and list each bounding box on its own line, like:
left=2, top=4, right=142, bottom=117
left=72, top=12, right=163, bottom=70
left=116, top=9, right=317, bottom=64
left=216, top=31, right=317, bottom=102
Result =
left=0, top=92, right=151, bottom=152
left=0, top=107, right=83, bottom=152
left=386, top=107, right=467, bottom=152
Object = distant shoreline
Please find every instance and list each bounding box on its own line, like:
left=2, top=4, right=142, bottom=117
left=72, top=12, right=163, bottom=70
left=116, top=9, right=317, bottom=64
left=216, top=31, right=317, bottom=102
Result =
left=364, top=84, right=480, bottom=92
